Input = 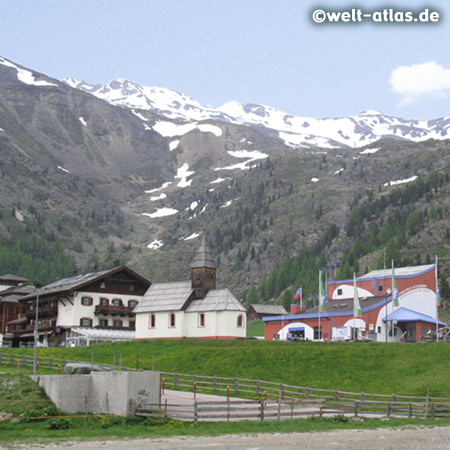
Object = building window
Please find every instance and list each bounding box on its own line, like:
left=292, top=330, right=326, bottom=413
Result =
left=314, top=326, right=322, bottom=340
left=149, top=314, right=156, bottom=329
left=129, top=284, right=135, bottom=292
left=100, top=297, right=109, bottom=306
left=80, top=318, right=92, bottom=327
left=113, top=319, right=122, bottom=328
left=129, top=320, right=135, bottom=330
left=169, top=313, right=176, bottom=328
left=378, top=326, right=382, bottom=334
left=337, top=289, right=343, bottom=296
left=112, top=298, right=123, bottom=307
left=100, top=282, right=106, bottom=289
left=99, top=319, right=108, bottom=327
left=378, top=285, right=384, bottom=293
left=198, top=313, right=205, bottom=327
left=81, top=297, right=93, bottom=306
left=128, top=300, right=138, bottom=309
left=237, top=314, right=244, bottom=328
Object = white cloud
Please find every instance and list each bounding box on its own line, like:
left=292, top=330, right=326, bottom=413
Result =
left=390, top=61, right=450, bottom=105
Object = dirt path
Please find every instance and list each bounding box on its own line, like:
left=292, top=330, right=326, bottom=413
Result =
left=4, top=426, right=450, bottom=449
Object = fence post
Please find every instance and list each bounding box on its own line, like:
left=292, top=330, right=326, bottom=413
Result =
left=305, top=387, right=310, bottom=399
left=430, top=404, right=435, bottom=419
left=354, top=401, right=359, bottom=418
left=85, top=396, right=89, bottom=429
left=174, top=373, right=179, bottom=386
left=235, top=378, right=239, bottom=393
left=290, top=401, right=294, bottom=420
left=361, top=392, right=365, bottom=407
left=386, top=403, right=391, bottom=419
left=334, top=390, right=339, bottom=402
left=408, top=403, right=412, bottom=419
left=277, top=390, right=282, bottom=421
left=260, top=400, right=265, bottom=422
left=279, top=383, right=284, bottom=400
left=164, top=399, right=168, bottom=419
left=213, top=377, right=217, bottom=392
left=257, top=380, right=261, bottom=396
left=49, top=358, right=52, bottom=370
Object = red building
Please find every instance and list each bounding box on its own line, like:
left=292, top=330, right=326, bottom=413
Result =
left=264, top=264, right=444, bottom=343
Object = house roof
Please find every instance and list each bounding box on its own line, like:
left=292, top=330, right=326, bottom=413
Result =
left=382, top=307, right=446, bottom=326
left=190, top=231, right=216, bottom=269
left=134, top=281, right=193, bottom=313
left=0, top=274, right=29, bottom=283
left=187, top=289, right=246, bottom=312
left=329, top=264, right=435, bottom=285
left=249, top=304, right=288, bottom=315
left=263, top=295, right=389, bottom=322
left=21, top=266, right=150, bottom=300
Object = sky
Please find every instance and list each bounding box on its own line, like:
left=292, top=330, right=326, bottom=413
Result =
left=1, top=0, right=450, bottom=120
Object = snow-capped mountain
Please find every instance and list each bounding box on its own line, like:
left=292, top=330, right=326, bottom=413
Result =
left=64, top=77, right=450, bottom=149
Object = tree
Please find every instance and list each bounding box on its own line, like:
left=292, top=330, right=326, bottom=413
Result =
left=282, top=289, right=292, bottom=312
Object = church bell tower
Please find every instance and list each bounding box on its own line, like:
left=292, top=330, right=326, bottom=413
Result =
left=190, top=230, right=216, bottom=299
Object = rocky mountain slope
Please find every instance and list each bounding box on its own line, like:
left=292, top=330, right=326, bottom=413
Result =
left=0, top=56, right=449, bottom=300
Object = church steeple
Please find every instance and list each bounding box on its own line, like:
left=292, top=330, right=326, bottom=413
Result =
left=190, top=230, right=216, bottom=299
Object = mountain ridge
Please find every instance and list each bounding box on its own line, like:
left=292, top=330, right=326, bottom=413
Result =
left=64, top=76, right=450, bottom=150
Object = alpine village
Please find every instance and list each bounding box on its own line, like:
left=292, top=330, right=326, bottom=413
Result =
left=0, top=56, right=449, bottom=433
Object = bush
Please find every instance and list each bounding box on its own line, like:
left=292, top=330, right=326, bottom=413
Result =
left=45, top=418, right=73, bottom=430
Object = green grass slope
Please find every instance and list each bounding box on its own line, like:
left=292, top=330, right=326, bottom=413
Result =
left=6, top=339, right=450, bottom=398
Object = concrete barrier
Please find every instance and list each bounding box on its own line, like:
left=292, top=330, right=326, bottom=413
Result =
left=32, top=371, right=160, bottom=415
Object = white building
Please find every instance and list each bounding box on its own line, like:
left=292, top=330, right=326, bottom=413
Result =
left=19, top=266, right=151, bottom=346
left=135, top=231, right=246, bottom=339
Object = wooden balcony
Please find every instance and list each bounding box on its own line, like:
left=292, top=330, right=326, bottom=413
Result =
left=94, top=304, right=135, bottom=316
left=26, top=305, right=58, bottom=319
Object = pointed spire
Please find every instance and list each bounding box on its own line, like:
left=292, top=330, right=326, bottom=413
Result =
left=190, top=230, right=216, bottom=269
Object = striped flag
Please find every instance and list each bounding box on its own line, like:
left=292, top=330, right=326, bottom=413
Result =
left=437, top=288, right=442, bottom=308
left=353, top=273, right=362, bottom=318
left=294, top=287, right=302, bottom=301
left=319, top=270, right=327, bottom=313
left=392, top=261, right=399, bottom=307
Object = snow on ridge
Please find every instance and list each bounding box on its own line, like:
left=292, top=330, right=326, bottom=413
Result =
left=79, top=117, right=87, bottom=127
left=334, top=168, right=344, bottom=175
left=360, top=147, right=380, bottom=154
left=0, top=57, right=57, bottom=87
left=210, top=177, right=230, bottom=184
left=215, top=150, right=268, bottom=172
left=153, top=121, right=222, bottom=138
left=148, top=239, right=163, bottom=249
left=57, top=166, right=70, bottom=174
left=383, top=175, right=418, bottom=187
left=175, top=163, right=195, bottom=188
left=311, top=177, right=319, bottom=182
left=142, top=207, right=178, bottom=218
left=132, top=109, right=149, bottom=121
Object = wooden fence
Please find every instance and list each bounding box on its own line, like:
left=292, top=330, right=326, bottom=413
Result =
left=1, top=352, right=449, bottom=421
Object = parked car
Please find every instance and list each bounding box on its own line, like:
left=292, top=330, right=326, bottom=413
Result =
left=420, top=327, right=450, bottom=342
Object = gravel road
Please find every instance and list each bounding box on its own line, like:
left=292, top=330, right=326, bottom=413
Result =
left=4, top=426, right=450, bottom=450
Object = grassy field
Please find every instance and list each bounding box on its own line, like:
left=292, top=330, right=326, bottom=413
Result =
left=246, top=320, right=264, bottom=337
left=2, top=339, right=450, bottom=397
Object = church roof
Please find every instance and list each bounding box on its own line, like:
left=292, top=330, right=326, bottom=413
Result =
left=190, top=232, right=216, bottom=269
left=186, top=289, right=246, bottom=312
left=134, top=281, right=194, bottom=313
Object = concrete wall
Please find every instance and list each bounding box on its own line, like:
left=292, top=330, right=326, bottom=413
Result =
left=32, top=371, right=160, bottom=415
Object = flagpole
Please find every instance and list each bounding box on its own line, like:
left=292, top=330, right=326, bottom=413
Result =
left=353, top=273, right=356, bottom=341
left=318, top=270, right=321, bottom=341
left=391, top=259, right=394, bottom=343
left=435, top=255, right=439, bottom=343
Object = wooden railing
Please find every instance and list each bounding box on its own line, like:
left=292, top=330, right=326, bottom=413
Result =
left=1, top=352, right=449, bottom=420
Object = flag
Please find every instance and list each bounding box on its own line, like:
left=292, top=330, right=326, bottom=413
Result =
left=353, top=273, right=362, bottom=318
left=392, top=262, right=399, bottom=307
left=437, top=288, right=442, bottom=308
left=294, top=287, right=302, bottom=301
left=436, top=257, right=442, bottom=308
left=319, top=270, right=327, bottom=313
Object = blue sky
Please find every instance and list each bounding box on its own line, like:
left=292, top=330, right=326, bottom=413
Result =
left=1, top=0, right=449, bottom=119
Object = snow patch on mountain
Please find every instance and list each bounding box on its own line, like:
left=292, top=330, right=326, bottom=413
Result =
left=142, top=207, right=178, bottom=218
left=360, top=147, right=380, bottom=154
left=215, top=150, right=268, bottom=171
left=148, top=239, right=164, bottom=249
left=175, top=163, right=194, bottom=187
left=1, top=57, right=57, bottom=88
left=145, top=181, right=172, bottom=194
left=169, top=140, right=180, bottom=151
left=79, top=117, right=87, bottom=127
left=153, top=120, right=222, bottom=138
left=383, top=175, right=418, bottom=187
